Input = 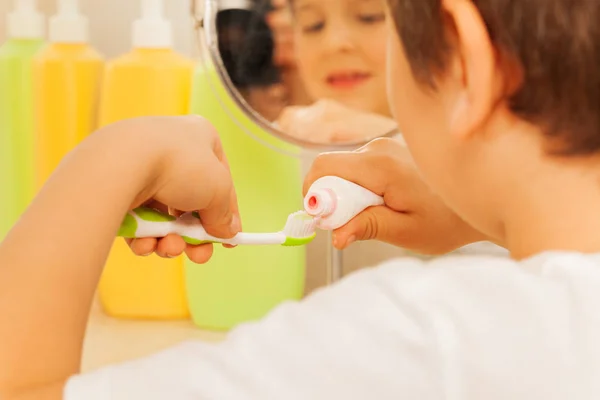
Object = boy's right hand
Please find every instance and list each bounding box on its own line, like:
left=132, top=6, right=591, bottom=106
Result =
left=304, top=138, right=489, bottom=254
left=116, top=116, right=241, bottom=264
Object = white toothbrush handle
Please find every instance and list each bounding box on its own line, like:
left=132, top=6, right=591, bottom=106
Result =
left=119, top=208, right=286, bottom=246
left=173, top=212, right=286, bottom=245
left=210, top=232, right=286, bottom=246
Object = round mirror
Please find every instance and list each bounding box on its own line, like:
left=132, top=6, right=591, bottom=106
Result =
left=193, top=0, right=399, bottom=150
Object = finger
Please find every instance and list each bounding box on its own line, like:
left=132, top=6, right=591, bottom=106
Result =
left=214, top=181, right=241, bottom=249
left=302, top=151, right=360, bottom=195
left=185, top=244, right=215, bottom=264
left=199, top=142, right=240, bottom=239
left=155, top=234, right=186, bottom=258
left=303, top=149, right=398, bottom=197
left=217, top=140, right=242, bottom=236
left=129, top=237, right=158, bottom=256
left=224, top=186, right=240, bottom=247
left=332, top=206, right=412, bottom=249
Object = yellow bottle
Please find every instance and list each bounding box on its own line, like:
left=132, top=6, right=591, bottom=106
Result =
left=33, top=0, right=104, bottom=190
left=97, top=0, right=194, bottom=319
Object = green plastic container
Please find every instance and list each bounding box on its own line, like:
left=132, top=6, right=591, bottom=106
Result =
left=187, top=61, right=306, bottom=330
left=0, top=38, right=46, bottom=240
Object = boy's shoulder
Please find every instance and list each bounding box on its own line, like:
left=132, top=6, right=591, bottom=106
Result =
left=65, top=250, right=600, bottom=400
left=341, top=248, right=600, bottom=307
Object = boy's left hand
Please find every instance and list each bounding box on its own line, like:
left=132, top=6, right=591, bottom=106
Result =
left=304, top=138, right=488, bottom=254
left=118, top=116, right=242, bottom=264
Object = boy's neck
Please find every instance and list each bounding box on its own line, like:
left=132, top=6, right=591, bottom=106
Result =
left=500, top=150, right=600, bottom=260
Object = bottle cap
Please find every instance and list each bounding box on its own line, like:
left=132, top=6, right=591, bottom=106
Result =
left=49, top=0, right=88, bottom=43
left=7, top=0, right=45, bottom=39
left=304, top=188, right=337, bottom=218
left=132, top=0, right=172, bottom=48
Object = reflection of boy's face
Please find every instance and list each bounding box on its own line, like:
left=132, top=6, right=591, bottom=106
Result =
left=291, top=0, right=390, bottom=116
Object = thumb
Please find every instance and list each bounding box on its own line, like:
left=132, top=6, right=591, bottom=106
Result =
left=332, top=206, right=410, bottom=249
left=197, top=164, right=241, bottom=239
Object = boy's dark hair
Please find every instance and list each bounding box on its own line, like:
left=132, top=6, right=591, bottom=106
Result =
left=387, top=0, right=600, bottom=156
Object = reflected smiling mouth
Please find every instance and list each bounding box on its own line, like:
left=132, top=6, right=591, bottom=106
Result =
left=326, top=71, right=372, bottom=89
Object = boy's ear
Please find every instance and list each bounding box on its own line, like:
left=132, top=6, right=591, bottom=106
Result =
left=443, top=0, right=505, bottom=140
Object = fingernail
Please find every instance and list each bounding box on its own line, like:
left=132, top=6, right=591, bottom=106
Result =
left=166, top=254, right=176, bottom=258
left=141, top=252, right=152, bottom=256
left=230, top=214, right=241, bottom=233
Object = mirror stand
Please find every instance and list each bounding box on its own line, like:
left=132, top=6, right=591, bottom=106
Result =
left=326, top=231, right=344, bottom=284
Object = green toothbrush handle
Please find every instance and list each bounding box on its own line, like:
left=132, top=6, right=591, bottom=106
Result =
left=117, top=207, right=213, bottom=245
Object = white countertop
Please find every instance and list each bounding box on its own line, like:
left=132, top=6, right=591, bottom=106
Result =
left=81, top=298, right=227, bottom=372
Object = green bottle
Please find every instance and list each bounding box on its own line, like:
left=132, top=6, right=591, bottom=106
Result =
left=186, top=33, right=305, bottom=331
left=0, top=0, right=46, bottom=240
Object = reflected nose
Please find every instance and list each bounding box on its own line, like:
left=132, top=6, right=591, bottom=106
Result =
left=322, top=23, right=355, bottom=52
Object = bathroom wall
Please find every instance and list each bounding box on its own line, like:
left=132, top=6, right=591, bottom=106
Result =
left=0, top=0, right=193, bottom=57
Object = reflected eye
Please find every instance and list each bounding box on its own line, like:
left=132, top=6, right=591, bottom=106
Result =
left=358, top=13, right=385, bottom=24
left=302, top=21, right=325, bottom=33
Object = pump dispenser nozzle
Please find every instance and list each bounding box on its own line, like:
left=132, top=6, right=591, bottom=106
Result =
left=49, top=0, right=88, bottom=43
left=7, top=0, right=45, bottom=39
left=133, top=0, right=172, bottom=48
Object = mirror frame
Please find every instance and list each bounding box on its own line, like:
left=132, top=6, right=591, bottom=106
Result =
left=191, top=0, right=400, bottom=154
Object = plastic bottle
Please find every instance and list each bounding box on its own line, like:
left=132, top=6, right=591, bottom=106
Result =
left=184, top=3, right=305, bottom=330
left=33, top=0, right=104, bottom=190
left=97, top=0, right=194, bottom=319
left=0, top=0, right=46, bottom=240
left=304, top=176, right=384, bottom=230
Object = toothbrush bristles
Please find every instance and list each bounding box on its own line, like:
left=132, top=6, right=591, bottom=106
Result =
left=283, top=211, right=318, bottom=238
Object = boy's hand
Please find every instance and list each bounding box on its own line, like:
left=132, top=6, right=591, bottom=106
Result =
left=304, top=138, right=488, bottom=254
left=122, top=116, right=241, bottom=264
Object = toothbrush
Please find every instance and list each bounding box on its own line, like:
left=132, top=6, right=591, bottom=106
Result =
left=117, top=207, right=318, bottom=246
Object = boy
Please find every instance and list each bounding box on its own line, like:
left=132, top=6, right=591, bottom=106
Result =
left=2, top=0, right=600, bottom=399
left=274, top=0, right=398, bottom=143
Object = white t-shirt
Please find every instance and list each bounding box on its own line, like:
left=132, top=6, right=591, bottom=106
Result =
left=65, top=251, right=600, bottom=399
